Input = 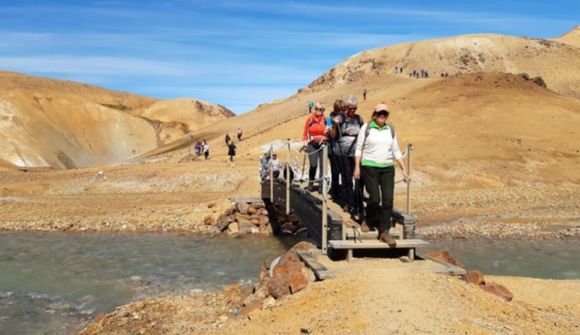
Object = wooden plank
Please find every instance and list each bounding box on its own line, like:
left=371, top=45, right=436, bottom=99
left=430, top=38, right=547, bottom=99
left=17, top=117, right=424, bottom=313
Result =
left=345, top=229, right=400, bottom=240
left=296, top=250, right=332, bottom=280
left=328, top=239, right=429, bottom=250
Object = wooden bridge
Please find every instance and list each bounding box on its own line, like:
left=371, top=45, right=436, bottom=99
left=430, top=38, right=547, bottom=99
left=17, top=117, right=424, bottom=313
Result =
left=259, top=142, right=430, bottom=264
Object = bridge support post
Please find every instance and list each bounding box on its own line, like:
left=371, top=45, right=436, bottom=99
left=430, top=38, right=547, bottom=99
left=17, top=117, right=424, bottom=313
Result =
left=270, top=148, right=274, bottom=201
left=286, top=140, right=291, bottom=215
left=321, top=144, right=328, bottom=254
left=406, top=143, right=413, bottom=214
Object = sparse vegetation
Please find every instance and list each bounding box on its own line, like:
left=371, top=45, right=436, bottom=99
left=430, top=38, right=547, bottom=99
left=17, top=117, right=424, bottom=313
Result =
left=100, top=103, right=129, bottom=111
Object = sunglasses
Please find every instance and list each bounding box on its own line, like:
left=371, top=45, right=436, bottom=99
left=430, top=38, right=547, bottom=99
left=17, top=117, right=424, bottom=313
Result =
left=376, top=110, right=389, bottom=117
left=315, top=108, right=325, bottom=111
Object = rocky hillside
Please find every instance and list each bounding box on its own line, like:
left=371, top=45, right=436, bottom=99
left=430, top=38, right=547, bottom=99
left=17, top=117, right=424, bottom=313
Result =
left=0, top=71, right=232, bottom=169
left=184, top=29, right=580, bottom=189
left=307, top=29, right=580, bottom=99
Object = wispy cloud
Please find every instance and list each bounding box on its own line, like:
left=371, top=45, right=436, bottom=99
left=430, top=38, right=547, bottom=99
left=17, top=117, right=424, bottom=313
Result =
left=0, top=56, right=185, bottom=76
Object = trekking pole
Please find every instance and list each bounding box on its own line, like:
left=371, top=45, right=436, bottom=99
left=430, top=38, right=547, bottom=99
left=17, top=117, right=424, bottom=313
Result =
left=406, top=143, right=413, bottom=213
left=321, top=143, right=329, bottom=254
left=286, top=139, right=291, bottom=215
left=300, top=148, right=307, bottom=182
left=270, top=147, right=274, bottom=202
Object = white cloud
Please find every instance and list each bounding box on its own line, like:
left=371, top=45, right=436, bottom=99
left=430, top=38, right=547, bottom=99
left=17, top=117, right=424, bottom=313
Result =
left=0, top=56, right=186, bottom=77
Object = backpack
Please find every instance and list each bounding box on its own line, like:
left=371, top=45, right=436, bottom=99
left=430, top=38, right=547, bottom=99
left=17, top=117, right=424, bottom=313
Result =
left=308, top=115, right=327, bottom=129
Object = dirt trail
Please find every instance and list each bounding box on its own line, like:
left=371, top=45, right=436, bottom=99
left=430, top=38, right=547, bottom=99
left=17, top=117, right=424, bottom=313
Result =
left=79, top=259, right=580, bottom=335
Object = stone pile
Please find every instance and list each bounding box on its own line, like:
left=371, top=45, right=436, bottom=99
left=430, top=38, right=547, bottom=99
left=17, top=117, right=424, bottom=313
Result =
left=426, top=250, right=514, bottom=302
left=211, top=202, right=273, bottom=235
left=238, top=242, right=318, bottom=317
left=271, top=202, right=307, bottom=236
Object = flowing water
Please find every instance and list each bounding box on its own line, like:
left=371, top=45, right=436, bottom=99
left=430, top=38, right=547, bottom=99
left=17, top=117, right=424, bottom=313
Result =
left=1, top=233, right=578, bottom=335
left=0, top=232, right=292, bottom=335
left=424, top=238, right=580, bottom=280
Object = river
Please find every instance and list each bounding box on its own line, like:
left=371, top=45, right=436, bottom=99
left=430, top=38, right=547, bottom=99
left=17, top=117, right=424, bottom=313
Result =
left=1, top=232, right=578, bottom=334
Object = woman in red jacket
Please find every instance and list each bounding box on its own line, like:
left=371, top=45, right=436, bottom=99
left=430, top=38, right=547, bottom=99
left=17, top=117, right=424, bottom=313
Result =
left=302, top=103, right=328, bottom=191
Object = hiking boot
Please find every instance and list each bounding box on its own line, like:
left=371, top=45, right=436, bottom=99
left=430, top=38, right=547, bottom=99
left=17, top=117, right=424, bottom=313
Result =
left=379, top=231, right=396, bottom=247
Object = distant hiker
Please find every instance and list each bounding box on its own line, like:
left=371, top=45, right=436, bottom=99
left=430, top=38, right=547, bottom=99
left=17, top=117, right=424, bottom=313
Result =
left=260, top=153, right=271, bottom=181
left=237, top=128, right=243, bottom=141
left=194, top=141, right=203, bottom=156
left=354, top=104, right=410, bottom=247
left=330, top=95, right=363, bottom=211
left=362, top=88, right=367, bottom=100
left=227, top=141, right=236, bottom=162
left=425, top=70, right=429, bottom=78
left=394, top=66, right=399, bottom=73
left=327, top=99, right=346, bottom=199
left=202, top=140, right=210, bottom=160
left=441, top=72, right=445, bottom=78
left=399, top=67, right=404, bottom=74
left=308, top=100, right=314, bottom=113
left=302, top=102, right=328, bottom=191
left=224, top=133, right=231, bottom=145
left=269, top=153, right=282, bottom=179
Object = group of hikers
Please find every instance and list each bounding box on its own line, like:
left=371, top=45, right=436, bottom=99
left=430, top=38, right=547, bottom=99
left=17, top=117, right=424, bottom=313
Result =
left=193, top=140, right=210, bottom=160
left=409, top=69, right=429, bottom=78
left=300, top=95, right=410, bottom=246
left=192, top=128, right=243, bottom=162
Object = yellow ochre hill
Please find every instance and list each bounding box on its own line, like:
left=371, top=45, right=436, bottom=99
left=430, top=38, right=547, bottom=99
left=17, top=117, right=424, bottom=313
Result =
left=180, top=29, right=580, bottom=191
left=0, top=71, right=233, bottom=169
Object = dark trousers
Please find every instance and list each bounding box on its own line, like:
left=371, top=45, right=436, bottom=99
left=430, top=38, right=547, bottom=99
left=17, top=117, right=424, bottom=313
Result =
left=340, top=156, right=355, bottom=207
left=307, top=142, right=324, bottom=186
left=329, top=153, right=341, bottom=197
left=361, top=166, right=395, bottom=234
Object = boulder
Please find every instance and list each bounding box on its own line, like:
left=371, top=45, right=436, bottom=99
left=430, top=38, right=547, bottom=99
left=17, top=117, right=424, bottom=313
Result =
left=480, top=282, right=513, bottom=301
left=203, top=216, right=215, bottom=226
left=262, top=296, right=276, bottom=309
left=268, top=251, right=312, bottom=299
left=235, top=213, right=253, bottom=226
left=217, top=214, right=232, bottom=232
left=258, top=215, right=270, bottom=225
left=259, top=208, right=269, bottom=216
left=236, top=202, right=251, bottom=214
left=247, top=206, right=258, bottom=215
left=463, top=271, right=485, bottom=285
left=259, top=224, right=273, bottom=235
left=291, top=241, right=317, bottom=252
left=425, top=251, right=465, bottom=269
left=227, top=222, right=239, bottom=234
left=239, top=221, right=258, bottom=234
left=251, top=218, right=260, bottom=226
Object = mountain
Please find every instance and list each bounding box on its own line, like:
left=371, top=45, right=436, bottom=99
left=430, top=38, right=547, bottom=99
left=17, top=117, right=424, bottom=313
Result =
left=553, top=26, right=580, bottom=48
left=308, top=32, right=580, bottom=99
left=187, top=30, right=580, bottom=187
left=0, top=71, right=232, bottom=169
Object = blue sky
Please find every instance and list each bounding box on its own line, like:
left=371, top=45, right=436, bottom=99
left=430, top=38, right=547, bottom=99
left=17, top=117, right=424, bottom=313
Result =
left=0, top=1, right=577, bottom=113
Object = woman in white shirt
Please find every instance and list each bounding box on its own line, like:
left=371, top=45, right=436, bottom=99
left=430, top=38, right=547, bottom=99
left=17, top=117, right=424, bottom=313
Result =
left=353, top=104, right=410, bottom=246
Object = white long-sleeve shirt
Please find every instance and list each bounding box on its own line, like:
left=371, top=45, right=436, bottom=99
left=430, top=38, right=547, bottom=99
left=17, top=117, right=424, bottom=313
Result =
left=355, top=121, right=403, bottom=168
